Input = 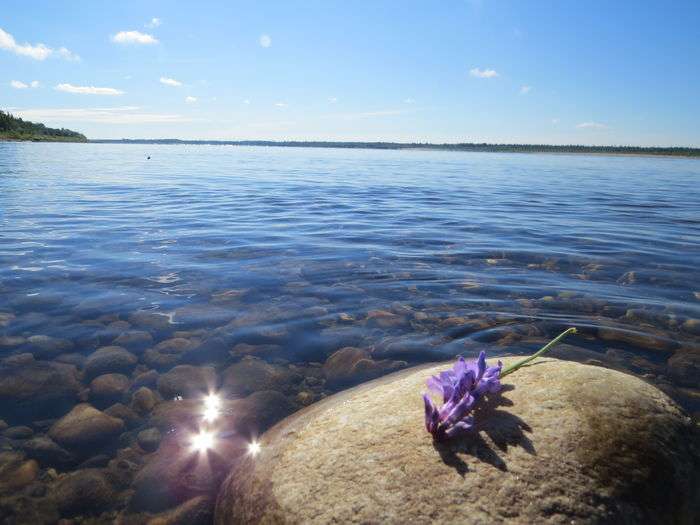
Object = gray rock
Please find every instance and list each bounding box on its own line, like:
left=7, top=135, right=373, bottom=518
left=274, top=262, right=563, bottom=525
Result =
left=0, top=451, right=38, bottom=493
left=0, top=335, right=26, bottom=348
left=104, top=402, right=141, bottom=429
left=112, top=330, right=154, bottom=351
left=144, top=338, right=200, bottom=370
left=21, top=435, right=75, bottom=468
left=215, top=357, right=699, bottom=524
left=221, top=357, right=299, bottom=397
left=49, top=403, right=124, bottom=449
left=157, top=365, right=217, bottom=400
left=129, top=310, right=173, bottom=331
left=172, top=304, right=237, bottom=328
left=0, top=360, right=81, bottom=423
left=130, top=433, right=244, bottom=512
left=89, top=373, right=131, bottom=407
left=3, top=425, right=33, bottom=439
left=133, top=369, right=160, bottom=389
left=322, top=346, right=406, bottom=388
left=0, top=312, right=15, bottom=328
left=150, top=391, right=294, bottom=437
left=682, top=318, right=700, bottom=336
left=84, top=346, right=137, bottom=380
left=137, top=427, right=161, bottom=452
left=143, top=495, right=213, bottom=525
left=667, top=346, right=700, bottom=388
left=2, top=352, right=34, bottom=365
left=598, top=326, right=677, bottom=353
left=25, top=335, right=74, bottom=358
left=131, top=386, right=159, bottom=416
left=51, top=468, right=115, bottom=516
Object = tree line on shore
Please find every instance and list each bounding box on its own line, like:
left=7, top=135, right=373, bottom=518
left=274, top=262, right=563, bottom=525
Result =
left=90, top=138, right=700, bottom=157
left=0, top=111, right=87, bottom=142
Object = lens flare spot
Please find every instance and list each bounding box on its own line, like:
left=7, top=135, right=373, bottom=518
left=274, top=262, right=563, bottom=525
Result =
left=202, top=393, right=222, bottom=422
left=248, top=440, right=261, bottom=457
left=190, top=430, right=214, bottom=453
left=204, top=393, right=221, bottom=409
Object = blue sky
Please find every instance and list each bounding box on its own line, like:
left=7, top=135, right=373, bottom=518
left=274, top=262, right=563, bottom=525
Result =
left=2, top=0, right=699, bottom=145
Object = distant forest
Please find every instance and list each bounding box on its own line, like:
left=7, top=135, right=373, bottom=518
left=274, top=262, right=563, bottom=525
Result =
left=0, top=111, right=87, bottom=142
left=90, top=138, right=700, bottom=157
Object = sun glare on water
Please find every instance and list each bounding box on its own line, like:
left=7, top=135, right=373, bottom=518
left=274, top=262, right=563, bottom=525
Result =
left=190, top=430, right=215, bottom=453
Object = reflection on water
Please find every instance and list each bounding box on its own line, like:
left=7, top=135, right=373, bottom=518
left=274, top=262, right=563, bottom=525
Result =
left=0, top=143, right=699, bottom=522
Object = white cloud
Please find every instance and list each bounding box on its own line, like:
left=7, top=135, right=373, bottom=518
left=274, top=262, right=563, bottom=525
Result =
left=56, top=47, right=80, bottom=61
left=0, top=27, right=79, bottom=61
left=551, top=118, right=560, bottom=125
left=185, top=96, right=197, bottom=103
left=55, top=83, right=125, bottom=96
left=12, top=106, right=193, bottom=124
left=160, top=76, right=182, bottom=87
left=12, top=80, right=41, bottom=89
left=328, top=97, right=338, bottom=104
left=576, top=121, right=607, bottom=129
left=146, top=18, right=162, bottom=28
left=469, top=67, right=499, bottom=79
left=243, top=99, right=251, bottom=105
left=519, top=85, right=532, bottom=94
left=274, top=102, right=287, bottom=107
left=403, top=97, right=415, bottom=104
left=259, top=34, right=272, bottom=48
left=111, top=31, right=158, bottom=45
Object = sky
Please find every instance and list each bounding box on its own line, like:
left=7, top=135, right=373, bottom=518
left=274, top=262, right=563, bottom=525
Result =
left=2, top=0, right=699, bottom=145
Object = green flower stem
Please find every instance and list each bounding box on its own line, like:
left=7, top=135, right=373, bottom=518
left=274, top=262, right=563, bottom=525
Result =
left=500, top=327, right=577, bottom=378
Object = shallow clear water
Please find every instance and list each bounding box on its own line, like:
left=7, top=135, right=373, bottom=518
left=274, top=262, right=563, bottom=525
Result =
left=0, top=143, right=698, bottom=521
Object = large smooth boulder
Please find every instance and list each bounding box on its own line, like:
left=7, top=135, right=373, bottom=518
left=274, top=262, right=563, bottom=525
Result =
left=51, top=468, right=116, bottom=516
left=84, top=346, right=137, bottom=380
left=322, top=346, right=406, bottom=388
left=221, top=357, right=300, bottom=397
left=157, top=365, right=217, bottom=400
left=0, top=361, right=81, bottom=423
left=215, top=357, right=699, bottom=524
left=49, top=403, right=124, bottom=449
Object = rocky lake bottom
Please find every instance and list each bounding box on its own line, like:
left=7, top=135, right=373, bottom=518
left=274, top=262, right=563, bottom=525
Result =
left=0, top=143, right=698, bottom=523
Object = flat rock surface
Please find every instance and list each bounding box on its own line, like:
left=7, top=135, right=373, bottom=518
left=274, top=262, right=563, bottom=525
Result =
left=215, top=357, right=699, bottom=524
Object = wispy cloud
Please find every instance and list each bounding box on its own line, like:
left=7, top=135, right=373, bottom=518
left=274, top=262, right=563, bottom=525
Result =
left=551, top=118, right=560, bottom=125
left=146, top=18, right=162, bottom=28
left=576, top=121, right=607, bottom=129
left=243, top=99, right=251, bottom=105
left=55, top=83, right=124, bottom=96
left=111, top=31, right=158, bottom=45
left=185, top=96, right=197, bottom=103
left=274, top=102, right=287, bottom=107
left=404, top=97, right=416, bottom=104
left=0, top=27, right=79, bottom=61
left=469, top=67, right=499, bottom=79
left=259, top=34, right=272, bottom=48
left=160, top=77, right=182, bottom=87
left=12, top=106, right=193, bottom=124
left=56, top=47, right=80, bottom=61
left=10, top=80, right=28, bottom=89
left=519, top=85, right=532, bottom=94
left=328, top=97, right=338, bottom=104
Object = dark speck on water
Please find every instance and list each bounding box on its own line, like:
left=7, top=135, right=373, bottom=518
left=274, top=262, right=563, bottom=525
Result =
left=0, top=142, right=698, bottom=522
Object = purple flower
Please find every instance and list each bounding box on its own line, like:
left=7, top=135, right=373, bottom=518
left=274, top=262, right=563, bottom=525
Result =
left=423, top=351, right=502, bottom=441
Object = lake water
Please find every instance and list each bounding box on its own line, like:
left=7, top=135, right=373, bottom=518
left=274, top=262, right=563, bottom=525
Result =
left=0, top=142, right=698, bottom=522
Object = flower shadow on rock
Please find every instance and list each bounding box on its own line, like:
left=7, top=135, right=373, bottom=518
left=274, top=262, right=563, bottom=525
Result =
left=433, top=385, right=536, bottom=476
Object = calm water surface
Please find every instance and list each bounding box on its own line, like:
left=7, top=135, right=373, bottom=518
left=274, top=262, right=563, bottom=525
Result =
left=0, top=143, right=698, bottom=522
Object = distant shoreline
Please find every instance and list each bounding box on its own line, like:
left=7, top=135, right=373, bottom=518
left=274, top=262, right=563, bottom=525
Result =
left=87, top=139, right=700, bottom=158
